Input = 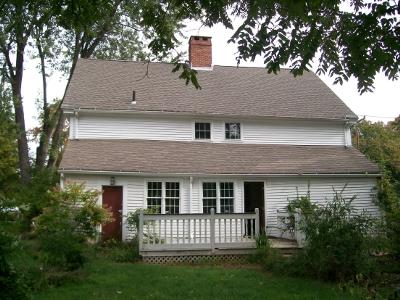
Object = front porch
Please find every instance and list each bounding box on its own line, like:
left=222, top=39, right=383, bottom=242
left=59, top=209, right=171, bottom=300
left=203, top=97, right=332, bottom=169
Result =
left=138, top=209, right=299, bottom=258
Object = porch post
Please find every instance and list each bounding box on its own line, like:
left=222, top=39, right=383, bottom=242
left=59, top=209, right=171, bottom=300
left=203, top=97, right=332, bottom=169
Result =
left=255, top=208, right=260, bottom=237
left=138, top=210, right=144, bottom=252
left=210, top=208, right=215, bottom=253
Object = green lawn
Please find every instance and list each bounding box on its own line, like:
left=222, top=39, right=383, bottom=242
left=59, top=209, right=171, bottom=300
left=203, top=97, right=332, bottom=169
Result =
left=33, top=261, right=359, bottom=300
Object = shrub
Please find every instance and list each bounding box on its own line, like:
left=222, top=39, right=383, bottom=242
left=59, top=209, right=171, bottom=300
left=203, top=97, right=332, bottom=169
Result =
left=248, top=233, right=291, bottom=273
left=0, top=231, right=30, bottom=300
left=287, top=188, right=380, bottom=281
left=33, top=184, right=112, bottom=270
left=98, top=239, right=140, bottom=263
left=125, top=207, right=160, bottom=236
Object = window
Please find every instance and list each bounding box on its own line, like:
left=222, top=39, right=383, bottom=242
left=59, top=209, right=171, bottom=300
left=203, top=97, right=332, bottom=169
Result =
left=195, top=122, right=211, bottom=139
left=165, top=182, right=180, bottom=214
left=147, top=181, right=180, bottom=214
left=220, top=182, right=234, bottom=213
left=202, top=182, right=216, bottom=213
left=225, top=123, right=241, bottom=139
left=202, top=181, right=234, bottom=213
left=147, top=182, right=162, bottom=213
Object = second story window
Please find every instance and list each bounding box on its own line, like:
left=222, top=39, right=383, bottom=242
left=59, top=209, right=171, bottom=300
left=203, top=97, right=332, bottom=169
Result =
left=225, top=123, right=241, bottom=139
left=195, top=122, right=211, bottom=139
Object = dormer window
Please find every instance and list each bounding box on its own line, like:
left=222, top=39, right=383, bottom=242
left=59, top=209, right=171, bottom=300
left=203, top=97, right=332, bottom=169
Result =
left=195, top=122, right=211, bottom=139
left=225, top=123, right=241, bottom=139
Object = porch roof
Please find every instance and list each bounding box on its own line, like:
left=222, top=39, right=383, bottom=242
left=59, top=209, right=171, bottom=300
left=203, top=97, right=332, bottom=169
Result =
left=60, top=139, right=379, bottom=176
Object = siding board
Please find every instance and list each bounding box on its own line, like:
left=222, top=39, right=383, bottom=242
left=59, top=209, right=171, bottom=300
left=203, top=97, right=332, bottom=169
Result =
left=75, top=114, right=347, bottom=146
left=63, top=174, right=378, bottom=241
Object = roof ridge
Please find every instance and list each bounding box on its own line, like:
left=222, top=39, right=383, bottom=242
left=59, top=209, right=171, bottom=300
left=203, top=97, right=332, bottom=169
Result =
left=79, top=58, right=300, bottom=72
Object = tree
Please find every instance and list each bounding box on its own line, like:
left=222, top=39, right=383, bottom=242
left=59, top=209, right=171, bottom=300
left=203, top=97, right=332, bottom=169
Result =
left=354, top=118, right=400, bottom=256
left=0, top=1, right=55, bottom=182
left=158, top=0, right=399, bottom=93
left=0, top=85, right=18, bottom=199
left=2, top=0, right=399, bottom=184
left=0, top=0, right=184, bottom=182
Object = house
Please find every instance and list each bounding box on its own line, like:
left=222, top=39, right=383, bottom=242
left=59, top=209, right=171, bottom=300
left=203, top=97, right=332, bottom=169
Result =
left=59, top=36, right=380, bottom=254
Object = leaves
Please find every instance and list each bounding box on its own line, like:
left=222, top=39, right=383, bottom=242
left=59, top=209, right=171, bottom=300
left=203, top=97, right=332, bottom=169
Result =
left=354, top=118, right=400, bottom=256
left=163, top=0, right=400, bottom=93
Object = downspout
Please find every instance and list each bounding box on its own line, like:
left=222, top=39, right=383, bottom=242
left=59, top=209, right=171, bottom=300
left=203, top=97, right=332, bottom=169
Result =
left=189, top=176, right=193, bottom=213
left=60, top=173, right=64, bottom=189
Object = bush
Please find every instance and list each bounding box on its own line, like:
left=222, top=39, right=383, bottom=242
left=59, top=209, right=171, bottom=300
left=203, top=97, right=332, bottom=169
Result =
left=33, top=184, right=112, bottom=270
left=249, top=233, right=285, bottom=271
left=0, top=231, right=30, bottom=300
left=125, top=207, right=160, bottom=236
left=98, top=239, right=140, bottom=263
left=288, top=188, right=380, bottom=281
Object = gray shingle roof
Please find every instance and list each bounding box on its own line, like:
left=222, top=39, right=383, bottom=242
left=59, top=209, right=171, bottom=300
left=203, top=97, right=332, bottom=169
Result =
left=60, top=139, right=379, bottom=175
left=63, top=59, right=356, bottom=120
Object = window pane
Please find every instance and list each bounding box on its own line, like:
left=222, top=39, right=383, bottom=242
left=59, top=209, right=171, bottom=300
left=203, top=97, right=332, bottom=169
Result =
left=203, top=198, right=217, bottom=214
left=220, top=182, right=234, bottom=213
left=195, top=122, right=211, bottom=139
left=220, top=198, right=234, bottom=213
left=166, top=182, right=179, bottom=214
left=203, top=182, right=216, bottom=197
left=225, top=123, right=241, bottom=139
left=202, top=182, right=216, bottom=213
left=147, top=181, right=161, bottom=213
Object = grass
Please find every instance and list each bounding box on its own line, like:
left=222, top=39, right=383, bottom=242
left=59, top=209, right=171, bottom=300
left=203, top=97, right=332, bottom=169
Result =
left=33, top=260, right=360, bottom=300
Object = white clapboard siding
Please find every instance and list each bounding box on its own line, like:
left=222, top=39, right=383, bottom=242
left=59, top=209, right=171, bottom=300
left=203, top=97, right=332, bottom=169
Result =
left=71, top=113, right=348, bottom=146
left=265, top=177, right=379, bottom=237
left=63, top=174, right=378, bottom=241
left=241, top=120, right=346, bottom=145
left=77, top=114, right=193, bottom=141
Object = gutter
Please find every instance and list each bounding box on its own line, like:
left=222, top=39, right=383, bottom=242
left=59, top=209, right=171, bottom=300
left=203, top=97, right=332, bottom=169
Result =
left=59, top=169, right=380, bottom=178
left=62, top=107, right=356, bottom=123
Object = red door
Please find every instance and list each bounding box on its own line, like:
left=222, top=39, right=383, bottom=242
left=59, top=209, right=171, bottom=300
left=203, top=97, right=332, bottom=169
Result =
left=102, top=186, right=123, bottom=241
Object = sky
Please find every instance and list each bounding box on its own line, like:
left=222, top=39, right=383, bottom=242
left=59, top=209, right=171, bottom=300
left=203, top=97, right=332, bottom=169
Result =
left=22, top=20, right=400, bottom=132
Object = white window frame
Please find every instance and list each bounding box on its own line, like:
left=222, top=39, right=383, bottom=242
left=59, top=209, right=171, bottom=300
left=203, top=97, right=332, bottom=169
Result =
left=200, top=180, right=235, bottom=213
left=193, top=121, right=213, bottom=141
left=145, top=180, right=182, bottom=214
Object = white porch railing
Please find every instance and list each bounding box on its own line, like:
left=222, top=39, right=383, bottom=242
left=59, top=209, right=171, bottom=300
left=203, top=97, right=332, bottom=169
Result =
left=138, top=208, right=260, bottom=254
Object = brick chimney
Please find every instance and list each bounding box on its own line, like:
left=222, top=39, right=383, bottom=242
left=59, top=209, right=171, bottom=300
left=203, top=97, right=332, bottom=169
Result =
left=189, top=36, right=212, bottom=68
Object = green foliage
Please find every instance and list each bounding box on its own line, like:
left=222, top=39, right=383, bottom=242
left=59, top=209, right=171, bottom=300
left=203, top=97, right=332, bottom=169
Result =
left=15, top=170, right=60, bottom=232
left=33, top=184, right=112, bottom=270
left=97, top=239, right=140, bottom=263
left=284, top=188, right=318, bottom=235
left=0, top=231, right=30, bottom=300
left=125, top=207, right=160, bottom=236
left=0, top=87, right=18, bottom=199
left=250, top=233, right=286, bottom=271
left=290, top=189, right=379, bottom=281
left=355, top=119, right=400, bottom=258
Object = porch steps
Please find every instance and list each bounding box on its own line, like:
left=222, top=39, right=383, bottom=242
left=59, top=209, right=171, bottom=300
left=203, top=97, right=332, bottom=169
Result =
left=269, top=237, right=301, bottom=257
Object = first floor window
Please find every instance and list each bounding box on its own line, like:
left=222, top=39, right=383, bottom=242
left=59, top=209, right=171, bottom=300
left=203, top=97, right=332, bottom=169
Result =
left=202, top=181, right=234, bottom=213
left=147, top=182, right=162, bottom=213
left=147, top=181, right=180, bottom=214
left=165, top=182, right=180, bottom=214
left=220, top=182, right=234, bottom=213
left=202, top=182, right=217, bottom=213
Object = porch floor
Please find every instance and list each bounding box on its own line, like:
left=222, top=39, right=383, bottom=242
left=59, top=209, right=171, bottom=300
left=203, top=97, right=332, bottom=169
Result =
left=140, top=237, right=299, bottom=257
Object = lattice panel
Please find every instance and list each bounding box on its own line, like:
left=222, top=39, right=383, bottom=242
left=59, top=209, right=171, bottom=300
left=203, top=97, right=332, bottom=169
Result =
left=143, top=254, right=248, bottom=264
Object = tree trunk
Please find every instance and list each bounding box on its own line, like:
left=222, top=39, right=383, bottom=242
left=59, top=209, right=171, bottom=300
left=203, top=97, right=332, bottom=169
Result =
left=13, top=42, right=30, bottom=183
left=35, top=40, right=51, bottom=170
left=47, top=109, right=65, bottom=170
